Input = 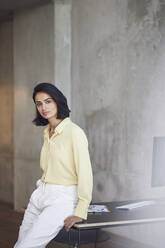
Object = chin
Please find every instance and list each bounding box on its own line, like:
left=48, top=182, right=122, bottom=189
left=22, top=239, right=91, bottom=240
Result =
left=46, top=115, right=55, bottom=120
left=41, top=114, right=51, bottom=119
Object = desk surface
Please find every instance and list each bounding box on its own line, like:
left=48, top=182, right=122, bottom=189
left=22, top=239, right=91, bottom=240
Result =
left=74, top=199, right=165, bottom=229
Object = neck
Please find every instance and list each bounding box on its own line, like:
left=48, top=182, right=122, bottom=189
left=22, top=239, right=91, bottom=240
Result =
left=48, top=117, right=63, bottom=129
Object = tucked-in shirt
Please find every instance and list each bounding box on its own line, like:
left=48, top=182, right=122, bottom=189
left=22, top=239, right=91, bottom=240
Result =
left=40, top=117, right=93, bottom=219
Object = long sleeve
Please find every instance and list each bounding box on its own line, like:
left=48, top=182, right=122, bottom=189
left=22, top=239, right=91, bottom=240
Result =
left=72, top=128, right=93, bottom=219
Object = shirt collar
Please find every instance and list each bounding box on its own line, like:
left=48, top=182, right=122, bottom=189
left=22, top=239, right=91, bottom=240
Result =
left=44, top=117, right=71, bottom=138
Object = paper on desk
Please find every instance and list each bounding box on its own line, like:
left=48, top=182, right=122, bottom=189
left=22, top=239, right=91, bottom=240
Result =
left=116, top=200, right=156, bottom=210
left=88, top=205, right=110, bottom=212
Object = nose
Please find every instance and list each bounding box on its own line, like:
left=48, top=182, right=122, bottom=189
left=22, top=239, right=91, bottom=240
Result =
left=42, top=102, right=46, bottom=111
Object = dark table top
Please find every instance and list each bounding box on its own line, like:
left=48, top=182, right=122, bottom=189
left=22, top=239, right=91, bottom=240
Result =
left=74, top=199, right=165, bottom=230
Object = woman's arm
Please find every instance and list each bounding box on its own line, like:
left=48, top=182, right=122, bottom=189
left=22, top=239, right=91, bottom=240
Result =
left=64, top=127, right=93, bottom=230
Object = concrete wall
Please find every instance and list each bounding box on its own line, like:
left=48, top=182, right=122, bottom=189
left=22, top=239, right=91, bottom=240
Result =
left=1, top=0, right=165, bottom=246
left=72, top=0, right=165, bottom=246
left=0, top=21, right=13, bottom=203
left=72, top=0, right=127, bottom=199
left=13, top=2, right=54, bottom=210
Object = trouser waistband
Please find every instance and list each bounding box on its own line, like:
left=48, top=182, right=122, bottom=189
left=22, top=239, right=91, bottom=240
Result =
left=36, top=179, right=77, bottom=193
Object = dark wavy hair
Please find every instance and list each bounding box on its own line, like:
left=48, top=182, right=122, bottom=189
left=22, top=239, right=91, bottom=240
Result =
left=32, top=82, right=71, bottom=126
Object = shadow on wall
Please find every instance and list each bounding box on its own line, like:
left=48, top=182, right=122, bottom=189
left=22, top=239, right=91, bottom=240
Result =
left=86, top=107, right=127, bottom=202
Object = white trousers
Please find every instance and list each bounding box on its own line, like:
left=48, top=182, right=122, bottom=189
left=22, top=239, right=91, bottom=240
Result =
left=14, top=179, right=78, bottom=248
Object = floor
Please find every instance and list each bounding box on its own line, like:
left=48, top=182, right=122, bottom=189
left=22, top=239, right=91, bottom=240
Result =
left=0, top=201, right=23, bottom=248
left=0, top=200, right=154, bottom=248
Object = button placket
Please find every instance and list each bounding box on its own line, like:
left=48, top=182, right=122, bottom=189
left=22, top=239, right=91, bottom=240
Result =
left=43, top=133, right=58, bottom=181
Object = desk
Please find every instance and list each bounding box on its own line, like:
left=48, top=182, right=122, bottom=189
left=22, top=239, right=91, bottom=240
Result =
left=72, top=199, right=165, bottom=247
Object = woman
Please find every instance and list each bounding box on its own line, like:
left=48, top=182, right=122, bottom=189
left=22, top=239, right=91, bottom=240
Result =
left=14, top=82, right=93, bottom=248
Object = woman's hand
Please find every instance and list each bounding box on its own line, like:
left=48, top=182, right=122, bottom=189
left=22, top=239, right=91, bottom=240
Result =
left=64, top=216, right=83, bottom=231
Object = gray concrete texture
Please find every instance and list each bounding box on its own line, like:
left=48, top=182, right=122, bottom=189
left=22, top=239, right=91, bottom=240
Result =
left=71, top=0, right=165, bottom=246
left=0, top=21, right=13, bottom=203
left=13, top=2, right=54, bottom=209
left=72, top=0, right=165, bottom=201
left=54, top=0, right=72, bottom=109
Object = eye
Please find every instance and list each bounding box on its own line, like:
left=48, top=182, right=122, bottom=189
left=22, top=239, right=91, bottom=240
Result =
left=45, top=99, right=52, bottom=104
left=35, top=102, right=42, bottom=107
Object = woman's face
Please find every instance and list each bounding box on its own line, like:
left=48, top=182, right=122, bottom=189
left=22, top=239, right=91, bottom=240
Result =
left=35, top=92, right=58, bottom=120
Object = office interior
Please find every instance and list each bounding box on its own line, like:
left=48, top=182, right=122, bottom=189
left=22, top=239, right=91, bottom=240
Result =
left=0, top=0, right=165, bottom=247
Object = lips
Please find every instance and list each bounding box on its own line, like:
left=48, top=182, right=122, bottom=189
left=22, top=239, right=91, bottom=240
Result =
left=42, top=111, right=49, bottom=115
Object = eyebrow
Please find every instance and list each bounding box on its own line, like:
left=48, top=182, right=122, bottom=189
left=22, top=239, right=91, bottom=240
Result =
left=35, top=98, right=52, bottom=103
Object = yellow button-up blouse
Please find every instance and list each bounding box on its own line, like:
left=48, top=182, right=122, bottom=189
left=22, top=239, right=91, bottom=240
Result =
left=40, top=117, right=93, bottom=219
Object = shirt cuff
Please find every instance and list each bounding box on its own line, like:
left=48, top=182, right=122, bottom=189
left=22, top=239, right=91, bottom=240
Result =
left=74, top=200, right=89, bottom=220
